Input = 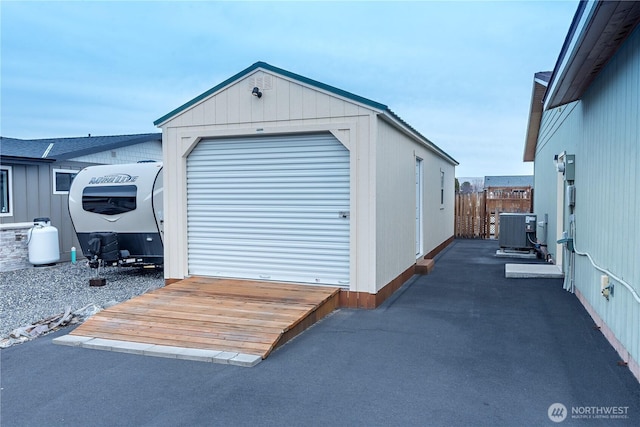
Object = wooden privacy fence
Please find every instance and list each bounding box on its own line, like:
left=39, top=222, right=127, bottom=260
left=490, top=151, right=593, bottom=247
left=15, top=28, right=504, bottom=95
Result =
left=455, top=187, right=533, bottom=239
left=455, top=192, right=487, bottom=238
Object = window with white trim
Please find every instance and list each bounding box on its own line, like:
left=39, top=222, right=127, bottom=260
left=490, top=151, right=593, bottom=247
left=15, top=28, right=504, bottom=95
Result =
left=53, top=168, right=78, bottom=194
left=0, top=166, right=12, bottom=216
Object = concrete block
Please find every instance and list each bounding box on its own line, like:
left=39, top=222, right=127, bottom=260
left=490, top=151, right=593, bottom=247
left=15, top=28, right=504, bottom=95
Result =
left=229, top=353, right=262, bottom=367
left=496, top=249, right=537, bottom=259
left=82, top=338, right=118, bottom=350
left=143, top=345, right=181, bottom=358
left=176, top=347, right=223, bottom=362
left=213, top=351, right=239, bottom=364
left=108, top=340, right=155, bottom=355
left=52, top=335, right=93, bottom=347
left=505, top=263, right=564, bottom=279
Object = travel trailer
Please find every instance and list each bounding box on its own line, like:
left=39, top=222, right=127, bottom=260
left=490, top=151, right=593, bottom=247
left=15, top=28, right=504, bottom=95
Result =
left=68, top=162, right=163, bottom=268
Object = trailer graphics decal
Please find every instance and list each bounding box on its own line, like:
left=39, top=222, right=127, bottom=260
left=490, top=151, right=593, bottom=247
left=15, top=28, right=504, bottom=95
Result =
left=88, top=174, right=138, bottom=184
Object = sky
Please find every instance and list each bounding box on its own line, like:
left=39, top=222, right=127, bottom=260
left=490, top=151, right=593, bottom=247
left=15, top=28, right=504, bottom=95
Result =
left=0, top=0, right=579, bottom=178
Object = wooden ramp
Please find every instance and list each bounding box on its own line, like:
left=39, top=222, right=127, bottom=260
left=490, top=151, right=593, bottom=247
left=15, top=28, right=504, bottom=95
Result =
left=58, top=278, right=340, bottom=365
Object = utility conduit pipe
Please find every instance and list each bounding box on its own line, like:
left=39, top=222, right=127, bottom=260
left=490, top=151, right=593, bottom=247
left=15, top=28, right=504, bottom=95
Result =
left=571, top=219, right=640, bottom=304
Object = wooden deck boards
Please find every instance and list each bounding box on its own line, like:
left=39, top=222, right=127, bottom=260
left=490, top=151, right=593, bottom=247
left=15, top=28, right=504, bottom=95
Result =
left=70, top=277, right=340, bottom=358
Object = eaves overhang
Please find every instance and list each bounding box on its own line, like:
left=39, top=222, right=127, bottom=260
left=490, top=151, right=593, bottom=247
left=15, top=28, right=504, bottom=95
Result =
left=545, top=0, right=640, bottom=110
left=379, top=111, right=459, bottom=166
left=523, top=72, right=551, bottom=162
left=0, top=155, right=56, bottom=165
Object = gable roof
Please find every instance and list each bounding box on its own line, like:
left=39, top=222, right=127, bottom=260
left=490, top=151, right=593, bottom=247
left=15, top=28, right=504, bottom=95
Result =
left=484, top=175, right=534, bottom=188
left=0, top=133, right=161, bottom=161
left=153, top=61, right=387, bottom=126
left=154, top=61, right=458, bottom=166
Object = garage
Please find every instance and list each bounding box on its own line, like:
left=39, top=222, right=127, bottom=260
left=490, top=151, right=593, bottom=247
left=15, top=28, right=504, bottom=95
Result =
left=186, top=133, right=350, bottom=286
left=156, top=61, right=457, bottom=307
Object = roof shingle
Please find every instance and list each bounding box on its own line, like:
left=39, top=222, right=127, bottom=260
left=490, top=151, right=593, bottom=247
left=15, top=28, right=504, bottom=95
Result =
left=0, top=133, right=161, bottom=160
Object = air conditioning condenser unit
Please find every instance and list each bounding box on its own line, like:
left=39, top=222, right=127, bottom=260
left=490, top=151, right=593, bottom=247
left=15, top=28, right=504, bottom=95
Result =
left=499, top=213, right=536, bottom=250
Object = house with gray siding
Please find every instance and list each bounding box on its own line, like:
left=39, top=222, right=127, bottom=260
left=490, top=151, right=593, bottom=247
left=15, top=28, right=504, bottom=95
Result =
left=155, top=61, right=458, bottom=308
left=0, top=133, right=162, bottom=271
left=524, top=1, right=640, bottom=381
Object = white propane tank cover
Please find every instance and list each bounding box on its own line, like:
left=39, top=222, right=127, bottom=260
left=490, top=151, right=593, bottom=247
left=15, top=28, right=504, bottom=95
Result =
left=28, top=217, right=60, bottom=265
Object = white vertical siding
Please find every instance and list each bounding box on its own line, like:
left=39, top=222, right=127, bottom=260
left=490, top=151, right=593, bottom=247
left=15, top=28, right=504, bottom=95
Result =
left=375, top=119, right=455, bottom=288
left=162, top=127, right=189, bottom=280
left=422, top=150, right=455, bottom=257
left=168, top=71, right=371, bottom=128
left=376, top=120, right=416, bottom=285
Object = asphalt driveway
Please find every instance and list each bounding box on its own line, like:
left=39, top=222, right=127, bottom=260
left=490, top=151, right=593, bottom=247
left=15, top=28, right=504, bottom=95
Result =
left=1, top=239, right=638, bottom=426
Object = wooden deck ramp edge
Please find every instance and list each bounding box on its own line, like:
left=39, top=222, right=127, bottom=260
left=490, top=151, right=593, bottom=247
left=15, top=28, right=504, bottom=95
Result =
left=65, top=277, right=340, bottom=362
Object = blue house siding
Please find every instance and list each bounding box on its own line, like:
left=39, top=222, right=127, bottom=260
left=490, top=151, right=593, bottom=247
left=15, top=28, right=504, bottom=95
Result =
left=534, top=100, right=581, bottom=264
left=573, top=25, right=640, bottom=370
left=534, top=25, right=640, bottom=378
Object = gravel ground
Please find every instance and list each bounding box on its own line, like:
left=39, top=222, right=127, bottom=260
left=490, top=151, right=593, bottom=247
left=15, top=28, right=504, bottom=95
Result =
left=0, top=261, right=164, bottom=340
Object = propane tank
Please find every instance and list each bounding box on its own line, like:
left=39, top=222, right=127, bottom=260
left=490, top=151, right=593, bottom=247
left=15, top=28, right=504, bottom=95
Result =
left=28, top=218, right=60, bottom=265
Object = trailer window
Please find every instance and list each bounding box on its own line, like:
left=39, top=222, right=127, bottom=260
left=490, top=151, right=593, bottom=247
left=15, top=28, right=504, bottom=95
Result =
left=83, top=185, right=137, bottom=215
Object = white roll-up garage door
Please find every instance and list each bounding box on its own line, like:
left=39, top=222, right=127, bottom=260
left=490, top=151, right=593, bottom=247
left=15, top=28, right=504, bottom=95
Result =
left=186, top=133, right=350, bottom=286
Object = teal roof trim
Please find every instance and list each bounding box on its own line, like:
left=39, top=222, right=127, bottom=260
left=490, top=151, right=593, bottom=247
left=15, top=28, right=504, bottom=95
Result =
left=383, top=109, right=458, bottom=166
left=153, top=61, right=387, bottom=126
left=262, top=61, right=388, bottom=111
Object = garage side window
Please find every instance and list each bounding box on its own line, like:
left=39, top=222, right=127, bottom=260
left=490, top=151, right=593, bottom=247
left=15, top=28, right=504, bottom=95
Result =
left=82, top=185, right=137, bottom=215
left=0, top=166, right=12, bottom=216
left=440, top=170, right=445, bottom=206
left=53, top=168, right=78, bottom=194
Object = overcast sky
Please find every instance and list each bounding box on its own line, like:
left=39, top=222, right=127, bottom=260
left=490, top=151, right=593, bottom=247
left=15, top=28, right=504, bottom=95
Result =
left=1, top=0, right=579, bottom=177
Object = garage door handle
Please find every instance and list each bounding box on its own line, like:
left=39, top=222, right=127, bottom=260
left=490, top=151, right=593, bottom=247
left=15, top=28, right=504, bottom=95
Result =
left=339, top=211, right=350, bottom=219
